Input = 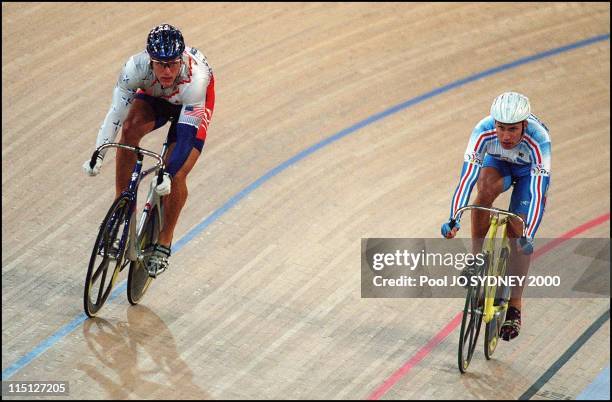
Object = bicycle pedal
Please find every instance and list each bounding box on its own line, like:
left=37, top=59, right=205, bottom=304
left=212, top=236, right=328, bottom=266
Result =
left=146, top=259, right=168, bottom=278
left=98, top=239, right=121, bottom=260
left=470, top=307, right=484, bottom=316
left=147, top=266, right=166, bottom=278
left=98, top=248, right=120, bottom=260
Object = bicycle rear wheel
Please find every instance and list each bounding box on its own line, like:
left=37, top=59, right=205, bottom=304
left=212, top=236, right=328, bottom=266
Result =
left=485, top=247, right=510, bottom=359
left=84, top=196, right=131, bottom=318
left=127, top=206, right=158, bottom=305
left=458, top=254, right=486, bottom=373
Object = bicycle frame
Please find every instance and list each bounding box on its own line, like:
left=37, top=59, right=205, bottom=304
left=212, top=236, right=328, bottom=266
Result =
left=90, top=143, right=168, bottom=266
left=452, top=205, right=527, bottom=324
left=454, top=205, right=527, bottom=371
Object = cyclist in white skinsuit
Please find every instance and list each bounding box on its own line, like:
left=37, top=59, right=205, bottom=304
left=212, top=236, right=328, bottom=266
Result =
left=83, top=24, right=215, bottom=277
left=442, top=92, right=551, bottom=341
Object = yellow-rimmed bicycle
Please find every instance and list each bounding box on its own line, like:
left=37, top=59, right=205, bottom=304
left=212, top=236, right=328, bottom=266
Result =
left=451, top=205, right=527, bottom=373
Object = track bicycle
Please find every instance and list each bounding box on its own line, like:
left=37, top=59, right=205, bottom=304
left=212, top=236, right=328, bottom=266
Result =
left=450, top=205, right=527, bottom=373
left=83, top=142, right=168, bottom=318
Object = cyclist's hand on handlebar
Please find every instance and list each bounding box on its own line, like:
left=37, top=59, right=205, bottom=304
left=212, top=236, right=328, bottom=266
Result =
left=82, top=155, right=103, bottom=176
left=155, top=172, right=172, bottom=196
left=519, top=237, right=534, bottom=255
left=441, top=219, right=460, bottom=239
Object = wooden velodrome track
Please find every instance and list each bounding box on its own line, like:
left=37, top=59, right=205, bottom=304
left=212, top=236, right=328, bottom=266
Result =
left=2, top=2, right=610, bottom=400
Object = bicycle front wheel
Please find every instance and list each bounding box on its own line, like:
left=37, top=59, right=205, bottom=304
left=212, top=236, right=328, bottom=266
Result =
left=127, top=206, right=158, bottom=305
left=485, top=247, right=510, bottom=359
left=83, top=196, right=131, bottom=318
left=458, top=254, right=487, bottom=373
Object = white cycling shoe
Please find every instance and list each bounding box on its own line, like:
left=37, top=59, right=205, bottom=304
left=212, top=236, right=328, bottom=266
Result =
left=146, top=244, right=171, bottom=278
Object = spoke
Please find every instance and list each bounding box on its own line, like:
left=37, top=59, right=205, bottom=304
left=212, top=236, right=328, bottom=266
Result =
left=91, top=258, right=108, bottom=283
left=96, top=260, right=109, bottom=305
left=468, top=315, right=475, bottom=357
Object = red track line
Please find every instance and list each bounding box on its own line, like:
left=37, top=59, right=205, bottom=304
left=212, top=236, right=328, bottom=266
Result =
left=367, top=312, right=463, bottom=400
left=366, top=212, right=610, bottom=400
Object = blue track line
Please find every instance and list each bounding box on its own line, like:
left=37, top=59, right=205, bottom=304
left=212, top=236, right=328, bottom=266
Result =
left=577, top=365, right=610, bottom=400
left=519, top=310, right=610, bottom=400
left=2, top=32, right=609, bottom=381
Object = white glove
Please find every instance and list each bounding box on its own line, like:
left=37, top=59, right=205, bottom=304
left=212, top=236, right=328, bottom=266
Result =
left=155, top=172, right=172, bottom=196
left=83, top=156, right=103, bottom=176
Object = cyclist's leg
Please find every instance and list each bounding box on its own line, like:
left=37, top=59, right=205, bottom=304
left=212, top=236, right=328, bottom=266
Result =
left=115, top=97, right=157, bottom=197
left=156, top=117, right=204, bottom=249
left=507, top=216, right=530, bottom=311
left=471, top=156, right=511, bottom=254
left=144, top=138, right=184, bottom=277
left=502, top=167, right=539, bottom=340
left=158, top=147, right=201, bottom=248
left=506, top=168, right=537, bottom=311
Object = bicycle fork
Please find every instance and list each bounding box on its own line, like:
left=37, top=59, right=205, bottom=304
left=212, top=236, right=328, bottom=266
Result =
left=128, top=184, right=163, bottom=264
left=483, top=214, right=507, bottom=323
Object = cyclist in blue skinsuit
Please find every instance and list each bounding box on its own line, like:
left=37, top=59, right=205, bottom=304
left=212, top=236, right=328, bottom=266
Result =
left=442, top=92, right=551, bottom=341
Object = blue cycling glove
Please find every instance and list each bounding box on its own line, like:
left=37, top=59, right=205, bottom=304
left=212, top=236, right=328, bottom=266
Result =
left=441, top=219, right=460, bottom=237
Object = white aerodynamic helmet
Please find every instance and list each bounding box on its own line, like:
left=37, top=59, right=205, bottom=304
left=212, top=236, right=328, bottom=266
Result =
left=490, top=91, right=531, bottom=124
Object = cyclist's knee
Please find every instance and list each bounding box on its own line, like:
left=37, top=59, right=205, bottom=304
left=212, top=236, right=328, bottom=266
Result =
left=172, top=171, right=187, bottom=184
left=475, top=182, right=499, bottom=205
left=120, top=119, right=148, bottom=144
left=170, top=172, right=189, bottom=197
left=507, top=216, right=526, bottom=238
left=168, top=148, right=200, bottom=183
left=476, top=168, right=504, bottom=204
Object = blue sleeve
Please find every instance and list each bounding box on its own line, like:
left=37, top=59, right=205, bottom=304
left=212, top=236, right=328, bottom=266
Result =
left=166, top=122, right=199, bottom=177
left=449, top=161, right=482, bottom=220
left=525, top=174, right=550, bottom=239
left=525, top=140, right=551, bottom=239
left=448, top=117, right=494, bottom=220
